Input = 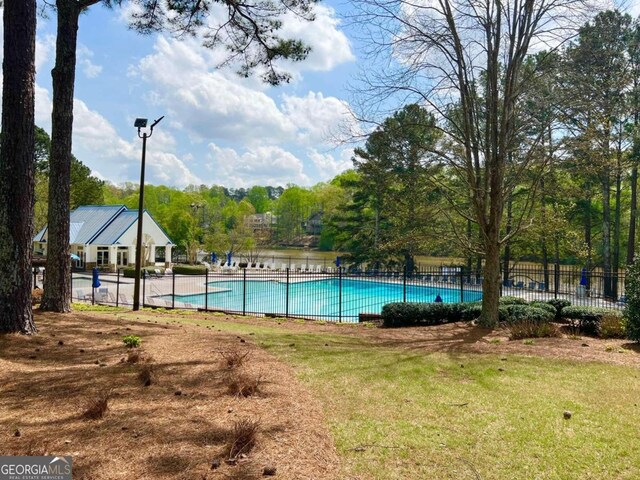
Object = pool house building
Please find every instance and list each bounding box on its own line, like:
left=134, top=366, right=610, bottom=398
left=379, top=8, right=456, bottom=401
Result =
left=33, top=205, right=174, bottom=272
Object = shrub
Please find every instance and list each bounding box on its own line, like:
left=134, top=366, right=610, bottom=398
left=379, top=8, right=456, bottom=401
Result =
left=562, top=307, right=622, bottom=336
left=381, top=302, right=469, bottom=327
left=546, top=299, right=572, bottom=320
left=123, top=335, right=141, bottom=348
left=499, top=296, right=528, bottom=306
left=600, top=314, right=626, bottom=339
left=528, top=302, right=557, bottom=316
left=509, top=320, right=559, bottom=340
left=459, top=303, right=510, bottom=323
left=506, top=305, right=554, bottom=324
left=172, top=265, right=207, bottom=275
left=624, top=259, right=640, bottom=341
left=82, top=392, right=110, bottom=420
left=121, top=267, right=158, bottom=278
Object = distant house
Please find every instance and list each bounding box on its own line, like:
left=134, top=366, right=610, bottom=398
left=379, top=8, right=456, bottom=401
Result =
left=245, top=212, right=278, bottom=232
left=33, top=205, right=174, bottom=271
left=304, top=212, right=323, bottom=235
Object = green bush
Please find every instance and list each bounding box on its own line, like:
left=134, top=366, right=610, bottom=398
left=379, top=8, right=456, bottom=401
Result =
left=545, top=299, right=572, bottom=320
left=460, top=304, right=511, bottom=323
left=506, top=305, right=554, bottom=324
left=382, top=301, right=514, bottom=327
left=624, top=259, right=640, bottom=341
left=382, top=302, right=470, bottom=327
left=121, top=267, right=160, bottom=278
left=528, top=302, right=557, bottom=317
left=562, top=306, right=622, bottom=336
left=172, top=265, right=207, bottom=275
left=499, top=296, right=528, bottom=306
left=123, top=335, right=141, bottom=348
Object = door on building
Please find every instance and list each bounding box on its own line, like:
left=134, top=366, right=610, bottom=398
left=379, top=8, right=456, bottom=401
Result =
left=117, top=249, right=129, bottom=267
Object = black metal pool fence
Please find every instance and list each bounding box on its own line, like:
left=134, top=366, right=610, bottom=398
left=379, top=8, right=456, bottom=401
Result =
left=67, top=264, right=628, bottom=322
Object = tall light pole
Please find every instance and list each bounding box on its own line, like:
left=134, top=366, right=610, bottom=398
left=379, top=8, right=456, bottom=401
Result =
left=132, top=115, right=164, bottom=311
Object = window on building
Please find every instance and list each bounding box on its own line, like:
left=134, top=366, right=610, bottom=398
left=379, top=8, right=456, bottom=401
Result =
left=97, top=247, right=109, bottom=266
left=155, top=246, right=166, bottom=262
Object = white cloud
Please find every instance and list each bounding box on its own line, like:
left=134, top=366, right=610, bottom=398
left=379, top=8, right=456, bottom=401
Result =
left=77, top=44, right=103, bottom=78
left=134, top=37, right=297, bottom=145
left=307, top=148, right=353, bottom=180
left=282, top=91, right=355, bottom=145
left=279, top=5, right=355, bottom=74
left=207, top=143, right=310, bottom=187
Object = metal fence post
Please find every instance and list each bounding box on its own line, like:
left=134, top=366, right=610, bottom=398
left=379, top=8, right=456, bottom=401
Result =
left=339, top=266, right=343, bottom=323
left=205, top=269, right=209, bottom=311
left=116, top=268, right=120, bottom=307
left=142, top=270, right=146, bottom=307
left=460, top=269, right=464, bottom=302
left=242, top=268, right=246, bottom=316
left=172, top=269, right=175, bottom=309
left=403, top=264, right=407, bottom=303
left=285, top=267, right=290, bottom=318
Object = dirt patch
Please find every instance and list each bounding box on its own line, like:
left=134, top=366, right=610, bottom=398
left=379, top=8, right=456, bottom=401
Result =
left=0, top=311, right=339, bottom=479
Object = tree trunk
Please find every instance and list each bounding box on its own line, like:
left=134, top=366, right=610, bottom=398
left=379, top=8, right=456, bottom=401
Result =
left=41, top=1, right=80, bottom=312
left=480, top=236, right=501, bottom=328
left=628, top=163, right=638, bottom=265
left=0, top=0, right=37, bottom=334
left=502, top=196, right=512, bottom=285
left=602, top=174, right=613, bottom=299
left=613, top=154, right=622, bottom=298
left=540, top=178, right=550, bottom=291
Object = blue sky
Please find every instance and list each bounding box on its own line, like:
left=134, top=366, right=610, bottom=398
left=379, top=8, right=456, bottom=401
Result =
left=28, top=1, right=362, bottom=188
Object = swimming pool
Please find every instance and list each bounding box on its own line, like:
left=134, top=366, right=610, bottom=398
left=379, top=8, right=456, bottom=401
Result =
left=163, top=278, right=482, bottom=321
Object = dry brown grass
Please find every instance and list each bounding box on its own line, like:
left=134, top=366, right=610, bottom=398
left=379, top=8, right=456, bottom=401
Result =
left=138, top=363, right=156, bottom=386
left=82, top=392, right=110, bottom=420
left=224, top=462, right=261, bottom=480
left=219, top=348, right=251, bottom=370
left=225, top=370, right=262, bottom=397
left=126, top=349, right=153, bottom=364
left=228, top=418, right=260, bottom=459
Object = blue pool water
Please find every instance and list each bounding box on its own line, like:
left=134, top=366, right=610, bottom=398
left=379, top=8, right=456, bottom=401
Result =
left=164, top=278, right=482, bottom=321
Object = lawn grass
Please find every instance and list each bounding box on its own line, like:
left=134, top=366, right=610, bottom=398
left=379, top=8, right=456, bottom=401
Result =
left=130, top=312, right=640, bottom=479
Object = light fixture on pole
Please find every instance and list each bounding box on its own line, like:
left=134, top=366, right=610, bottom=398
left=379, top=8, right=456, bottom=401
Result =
left=132, top=115, right=164, bottom=311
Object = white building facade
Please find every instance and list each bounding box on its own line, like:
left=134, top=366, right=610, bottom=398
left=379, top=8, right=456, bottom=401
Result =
left=33, top=205, right=174, bottom=272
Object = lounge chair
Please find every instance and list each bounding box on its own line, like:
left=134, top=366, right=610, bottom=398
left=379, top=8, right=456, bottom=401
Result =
left=75, top=289, right=92, bottom=301
left=97, top=287, right=109, bottom=302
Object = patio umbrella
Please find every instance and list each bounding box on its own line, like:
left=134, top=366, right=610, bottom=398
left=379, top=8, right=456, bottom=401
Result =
left=227, top=252, right=232, bottom=266
left=70, top=253, right=81, bottom=261
left=580, top=268, right=588, bottom=286
left=92, top=267, right=101, bottom=289
left=335, top=256, right=341, bottom=267
left=211, top=252, right=217, bottom=264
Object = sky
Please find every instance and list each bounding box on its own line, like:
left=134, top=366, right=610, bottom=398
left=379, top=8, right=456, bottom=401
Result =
left=28, top=1, right=362, bottom=189
left=5, top=1, right=640, bottom=190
